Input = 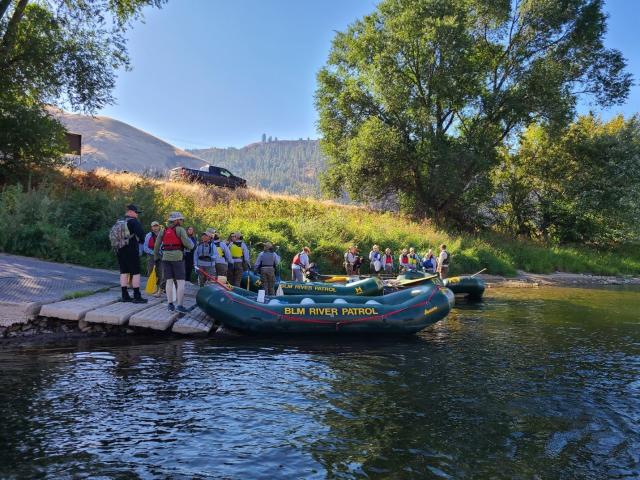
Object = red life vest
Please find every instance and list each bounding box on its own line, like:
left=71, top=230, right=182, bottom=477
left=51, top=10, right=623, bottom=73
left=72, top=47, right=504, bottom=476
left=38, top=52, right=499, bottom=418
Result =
left=292, top=253, right=303, bottom=266
left=162, top=227, right=182, bottom=251
left=148, top=233, right=156, bottom=250
left=385, top=255, right=392, bottom=264
left=401, top=254, right=409, bottom=264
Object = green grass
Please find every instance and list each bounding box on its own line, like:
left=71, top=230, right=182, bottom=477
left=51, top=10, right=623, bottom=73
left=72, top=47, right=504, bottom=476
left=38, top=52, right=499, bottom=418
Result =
left=62, top=287, right=109, bottom=300
left=1, top=168, right=638, bottom=277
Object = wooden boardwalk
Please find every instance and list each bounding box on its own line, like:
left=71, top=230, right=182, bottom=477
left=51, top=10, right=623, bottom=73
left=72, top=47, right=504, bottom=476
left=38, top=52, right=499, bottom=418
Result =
left=1, top=254, right=219, bottom=335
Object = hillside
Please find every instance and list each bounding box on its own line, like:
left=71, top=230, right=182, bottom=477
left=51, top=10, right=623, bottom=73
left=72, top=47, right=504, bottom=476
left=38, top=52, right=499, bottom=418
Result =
left=0, top=169, right=638, bottom=278
left=52, top=110, right=207, bottom=174
left=189, top=139, right=326, bottom=195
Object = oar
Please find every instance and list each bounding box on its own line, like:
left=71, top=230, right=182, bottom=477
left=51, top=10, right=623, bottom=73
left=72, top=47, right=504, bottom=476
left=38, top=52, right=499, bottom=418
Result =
left=470, top=268, right=487, bottom=278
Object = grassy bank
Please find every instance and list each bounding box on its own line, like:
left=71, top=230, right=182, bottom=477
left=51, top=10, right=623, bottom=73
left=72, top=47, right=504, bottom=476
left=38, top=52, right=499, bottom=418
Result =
left=0, top=168, right=638, bottom=277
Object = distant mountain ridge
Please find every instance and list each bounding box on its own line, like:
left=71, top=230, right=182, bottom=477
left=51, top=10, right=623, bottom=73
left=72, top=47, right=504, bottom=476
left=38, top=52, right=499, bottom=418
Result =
left=52, top=109, right=327, bottom=194
left=189, top=139, right=326, bottom=195
left=53, top=109, right=207, bottom=173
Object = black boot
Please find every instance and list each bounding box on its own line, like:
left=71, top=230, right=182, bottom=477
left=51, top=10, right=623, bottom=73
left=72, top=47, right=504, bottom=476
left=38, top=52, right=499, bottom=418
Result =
left=132, top=287, right=148, bottom=304
left=121, top=287, right=132, bottom=302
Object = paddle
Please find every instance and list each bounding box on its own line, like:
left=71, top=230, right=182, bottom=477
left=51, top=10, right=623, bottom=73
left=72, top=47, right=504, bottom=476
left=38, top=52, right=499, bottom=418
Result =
left=470, top=268, right=487, bottom=278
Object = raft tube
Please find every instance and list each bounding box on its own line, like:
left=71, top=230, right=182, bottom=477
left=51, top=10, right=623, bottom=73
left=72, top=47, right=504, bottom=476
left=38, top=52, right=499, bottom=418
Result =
left=240, top=271, right=382, bottom=296
left=279, top=277, right=383, bottom=296
left=443, top=276, right=485, bottom=299
left=196, top=283, right=451, bottom=334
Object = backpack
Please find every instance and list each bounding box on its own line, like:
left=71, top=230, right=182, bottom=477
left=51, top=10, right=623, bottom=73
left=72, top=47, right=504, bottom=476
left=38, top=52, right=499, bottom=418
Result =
left=442, top=251, right=450, bottom=265
left=109, top=218, right=131, bottom=250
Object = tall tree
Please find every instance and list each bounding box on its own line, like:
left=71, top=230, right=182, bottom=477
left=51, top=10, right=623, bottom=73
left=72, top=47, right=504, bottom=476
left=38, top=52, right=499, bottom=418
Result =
left=316, top=0, right=631, bottom=226
left=0, top=0, right=165, bottom=181
left=505, top=114, right=640, bottom=245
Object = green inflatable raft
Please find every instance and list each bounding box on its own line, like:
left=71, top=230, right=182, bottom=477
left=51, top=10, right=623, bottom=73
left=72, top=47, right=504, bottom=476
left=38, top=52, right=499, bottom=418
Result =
left=196, top=283, right=451, bottom=334
left=442, top=276, right=485, bottom=299
left=240, top=270, right=384, bottom=296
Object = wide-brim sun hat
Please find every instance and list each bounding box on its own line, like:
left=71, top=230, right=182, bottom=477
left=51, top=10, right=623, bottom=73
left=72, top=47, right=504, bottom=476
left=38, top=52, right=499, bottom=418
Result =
left=168, top=211, right=185, bottom=222
left=264, top=241, right=273, bottom=249
left=205, top=228, right=217, bottom=237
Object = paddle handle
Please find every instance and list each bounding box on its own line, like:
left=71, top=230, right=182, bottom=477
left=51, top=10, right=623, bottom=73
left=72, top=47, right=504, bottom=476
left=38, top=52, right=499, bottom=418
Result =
left=470, top=268, right=487, bottom=277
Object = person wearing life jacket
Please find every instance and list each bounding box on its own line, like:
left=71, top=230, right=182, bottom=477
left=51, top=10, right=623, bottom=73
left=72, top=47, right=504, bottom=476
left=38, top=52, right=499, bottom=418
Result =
left=193, top=228, right=219, bottom=287
left=398, top=248, right=410, bottom=272
left=291, top=246, right=311, bottom=282
left=153, top=211, right=193, bottom=313
left=422, top=248, right=437, bottom=273
left=143, top=220, right=164, bottom=296
left=344, top=246, right=358, bottom=275
left=368, top=245, right=382, bottom=275
left=212, top=232, right=232, bottom=281
left=437, top=244, right=451, bottom=279
left=407, top=247, right=419, bottom=271
left=381, top=248, right=394, bottom=275
left=228, top=232, right=250, bottom=287
left=254, top=241, right=281, bottom=296
left=236, top=233, right=251, bottom=271
left=114, top=204, right=147, bottom=304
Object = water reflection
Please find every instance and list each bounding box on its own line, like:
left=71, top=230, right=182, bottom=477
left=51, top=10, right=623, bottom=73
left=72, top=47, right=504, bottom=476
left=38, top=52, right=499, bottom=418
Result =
left=0, top=287, right=638, bottom=478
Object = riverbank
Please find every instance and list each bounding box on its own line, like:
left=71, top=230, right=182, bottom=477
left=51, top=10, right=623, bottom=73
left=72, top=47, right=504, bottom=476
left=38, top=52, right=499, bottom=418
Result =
left=1, top=168, right=639, bottom=277
left=480, top=270, right=640, bottom=288
left=1, top=253, right=638, bottom=345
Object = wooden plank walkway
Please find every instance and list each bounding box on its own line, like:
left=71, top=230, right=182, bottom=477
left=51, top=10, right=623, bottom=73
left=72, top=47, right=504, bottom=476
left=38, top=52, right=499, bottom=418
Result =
left=84, top=298, right=162, bottom=325
left=129, top=296, right=197, bottom=331
left=172, top=307, right=216, bottom=335
left=39, top=290, right=120, bottom=321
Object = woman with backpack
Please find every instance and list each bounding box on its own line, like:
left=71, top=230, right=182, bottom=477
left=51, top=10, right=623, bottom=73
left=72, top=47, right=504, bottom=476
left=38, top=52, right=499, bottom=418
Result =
left=110, top=204, right=147, bottom=304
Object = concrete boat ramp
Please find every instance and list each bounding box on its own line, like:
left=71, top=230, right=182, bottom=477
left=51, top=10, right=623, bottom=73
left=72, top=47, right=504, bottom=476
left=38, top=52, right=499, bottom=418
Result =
left=0, top=253, right=215, bottom=336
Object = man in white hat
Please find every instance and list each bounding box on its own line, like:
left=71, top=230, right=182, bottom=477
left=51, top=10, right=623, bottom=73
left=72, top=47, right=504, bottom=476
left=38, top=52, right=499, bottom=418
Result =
left=193, top=228, right=219, bottom=286
left=153, top=211, right=193, bottom=313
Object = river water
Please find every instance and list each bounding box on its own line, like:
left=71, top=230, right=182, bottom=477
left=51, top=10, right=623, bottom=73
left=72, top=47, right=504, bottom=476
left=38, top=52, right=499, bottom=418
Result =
left=1, top=286, right=639, bottom=479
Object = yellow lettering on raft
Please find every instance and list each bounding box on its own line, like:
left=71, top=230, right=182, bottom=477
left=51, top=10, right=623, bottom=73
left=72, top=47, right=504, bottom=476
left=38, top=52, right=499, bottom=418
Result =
left=283, top=307, right=305, bottom=315
left=424, top=306, right=438, bottom=315
left=339, top=307, right=378, bottom=316
left=308, top=307, right=339, bottom=316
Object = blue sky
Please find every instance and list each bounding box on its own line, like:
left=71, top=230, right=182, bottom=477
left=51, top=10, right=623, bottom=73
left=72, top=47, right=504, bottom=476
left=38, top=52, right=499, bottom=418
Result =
left=98, top=0, right=639, bottom=149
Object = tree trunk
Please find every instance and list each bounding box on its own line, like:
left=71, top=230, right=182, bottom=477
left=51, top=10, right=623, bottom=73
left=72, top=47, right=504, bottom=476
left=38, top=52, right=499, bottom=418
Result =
left=0, top=0, right=28, bottom=56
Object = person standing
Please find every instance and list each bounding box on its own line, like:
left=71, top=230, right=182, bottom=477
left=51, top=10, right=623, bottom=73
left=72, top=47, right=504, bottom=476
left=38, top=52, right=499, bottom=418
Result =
left=212, top=232, right=232, bottom=280
left=193, top=228, right=218, bottom=287
left=422, top=249, right=437, bottom=274
left=398, top=248, right=410, bottom=272
left=254, top=242, right=280, bottom=296
left=237, top=233, right=251, bottom=272
left=368, top=245, right=382, bottom=275
left=291, top=246, right=311, bottom=282
left=143, top=220, right=163, bottom=296
left=437, top=244, right=450, bottom=279
left=112, top=204, right=147, bottom=303
left=381, top=248, right=394, bottom=275
left=408, top=247, right=419, bottom=271
left=153, top=212, right=193, bottom=313
left=344, top=246, right=357, bottom=275
left=184, top=226, right=197, bottom=283
left=228, top=232, right=248, bottom=287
